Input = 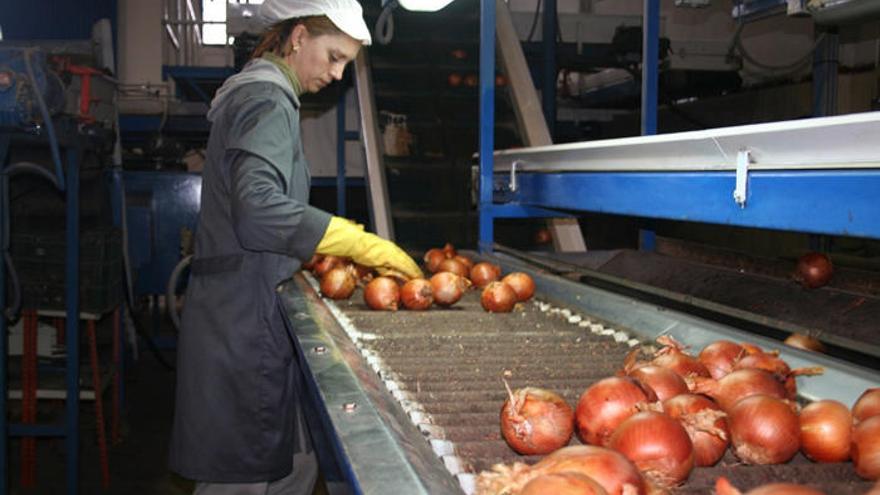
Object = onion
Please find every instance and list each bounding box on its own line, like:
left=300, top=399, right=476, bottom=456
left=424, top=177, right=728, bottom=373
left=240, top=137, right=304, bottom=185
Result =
left=447, top=72, right=462, bottom=87
left=662, top=394, right=729, bottom=467
left=715, top=476, right=826, bottom=495
left=302, top=254, right=322, bottom=271
left=363, top=276, right=400, bottom=311
left=437, top=258, right=469, bottom=278
left=740, top=342, right=767, bottom=356
left=575, top=376, right=656, bottom=446
left=352, top=263, right=374, bottom=282
left=520, top=472, right=608, bottom=495
left=628, top=365, right=689, bottom=402
left=313, top=254, right=344, bottom=277
left=608, top=411, right=695, bottom=488
left=442, top=242, right=457, bottom=258
left=853, top=415, right=880, bottom=480
left=481, top=282, right=517, bottom=313
left=853, top=388, right=880, bottom=423
left=500, top=385, right=574, bottom=455
left=400, top=278, right=433, bottom=310
left=423, top=248, right=448, bottom=273
left=652, top=349, right=710, bottom=380
left=453, top=254, right=474, bottom=271
left=784, top=333, right=826, bottom=353
left=464, top=74, right=478, bottom=87
left=799, top=399, right=852, bottom=463
left=728, top=394, right=800, bottom=464
left=534, top=228, right=552, bottom=245
left=691, top=368, right=788, bottom=412
left=470, top=262, right=501, bottom=288
left=495, top=74, right=508, bottom=87
left=320, top=266, right=357, bottom=300
left=793, top=252, right=833, bottom=289
left=501, top=272, right=535, bottom=302
left=430, top=271, right=468, bottom=306
left=733, top=352, right=823, bottom=399
left=698, top=340, right=745, bottom=380
left=527, top=446, right=646, bottom=495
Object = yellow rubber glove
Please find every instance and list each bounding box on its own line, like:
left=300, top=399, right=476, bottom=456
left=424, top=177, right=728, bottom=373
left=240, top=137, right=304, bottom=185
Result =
left=315, top=216, right=423, bottom=279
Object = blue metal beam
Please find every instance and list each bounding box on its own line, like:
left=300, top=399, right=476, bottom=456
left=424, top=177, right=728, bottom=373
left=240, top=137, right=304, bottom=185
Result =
left=497, top=170, right=880, bottom=239
left=478, top=0, right=496, bottom=253
left=641, top=0, right=659, bottom=136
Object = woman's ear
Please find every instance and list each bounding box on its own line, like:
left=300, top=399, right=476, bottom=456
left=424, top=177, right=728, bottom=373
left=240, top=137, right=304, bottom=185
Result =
left=289, top=24, right=309, bottom=53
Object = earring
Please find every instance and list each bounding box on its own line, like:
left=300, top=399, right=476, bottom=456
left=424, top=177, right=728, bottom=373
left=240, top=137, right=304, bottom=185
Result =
left=293, top=45, right=300, bottom=52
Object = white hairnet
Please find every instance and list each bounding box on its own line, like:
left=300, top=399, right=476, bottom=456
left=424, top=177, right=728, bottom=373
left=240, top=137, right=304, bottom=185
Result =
left=259, top=0, right=372, bottom=45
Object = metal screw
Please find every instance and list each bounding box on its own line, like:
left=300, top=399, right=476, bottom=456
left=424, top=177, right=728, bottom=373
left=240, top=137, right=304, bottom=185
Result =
left=312, top=345, right=326, bottom=354
left=342, top=402, right=358, bottom=413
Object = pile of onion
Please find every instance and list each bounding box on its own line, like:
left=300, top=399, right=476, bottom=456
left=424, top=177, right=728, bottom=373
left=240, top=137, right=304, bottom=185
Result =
left=662, top=394, right=729, bottom=467
left=853, top=388, right=880, bottom=423
left=363, top=276, right=400, bottom=311
left=799, top=399, right=852, bottom=463
left=852, top=415, right=880, bottom=480
left=728, top=394, right=800, bottom=464
left=320, top=265, right=357, bottom=300
left=481, top=282, right=518, bottom=313
left=501, top=272, right=535, bottom=302
left=500, top=385, right=574, bottom=455
left=698, top=340, right=745, bottom=380
left=793, top=252, right=833, bottom=289
left=575, top=376, right=656, bottom=446
left=715, top=476, right=826, bottom=495
left=400, top=278, right=433, bottom=310
left=430, top=272, right=468, bottom=306
left=608, top=411, right=695, bottom=488
left=470, top=262, right=501, bottom=288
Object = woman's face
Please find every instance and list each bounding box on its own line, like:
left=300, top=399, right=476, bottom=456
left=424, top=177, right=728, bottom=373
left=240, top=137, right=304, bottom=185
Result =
left=289, top=26, right=362, bottom=93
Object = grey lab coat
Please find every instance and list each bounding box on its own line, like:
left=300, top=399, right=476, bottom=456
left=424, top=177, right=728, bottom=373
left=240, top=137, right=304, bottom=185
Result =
left=168, top=59, right=331, bottom=482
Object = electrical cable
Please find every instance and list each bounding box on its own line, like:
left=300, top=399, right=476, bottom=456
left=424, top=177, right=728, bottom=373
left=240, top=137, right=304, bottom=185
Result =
left=526, top=0, right=542, bottom=42
left=729, top=17, right=827, bottom=73
left=22, top=48, right=66, bottom=191
left=374, top=0, right=398, bottom=46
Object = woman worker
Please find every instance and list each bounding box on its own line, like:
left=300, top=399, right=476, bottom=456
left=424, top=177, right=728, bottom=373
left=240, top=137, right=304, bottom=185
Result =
left=168, top=0, right=423, bottom=492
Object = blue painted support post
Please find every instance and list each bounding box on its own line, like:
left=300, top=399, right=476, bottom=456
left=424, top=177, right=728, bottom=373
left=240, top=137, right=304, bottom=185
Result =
left=542, top=0, right=557, bottom=135
left=336, top=86, right=347, bottom=217
left=0, top=133, right=10, bottom=493
left=478, top=0, right=497, bottom=253
left=65, top=147, right=81, bottom=495
left=641, top=0, right=659, bottom=136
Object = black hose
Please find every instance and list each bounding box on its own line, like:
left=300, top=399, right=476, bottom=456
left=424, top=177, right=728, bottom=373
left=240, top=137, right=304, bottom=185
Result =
left=21, top=48, right=65, bottom=191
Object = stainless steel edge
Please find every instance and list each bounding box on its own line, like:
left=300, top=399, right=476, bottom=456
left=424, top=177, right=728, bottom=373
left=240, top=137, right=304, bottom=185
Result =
left=485, top=252, right=880, bottom=406
left=279, top=275, right=463, bottom=495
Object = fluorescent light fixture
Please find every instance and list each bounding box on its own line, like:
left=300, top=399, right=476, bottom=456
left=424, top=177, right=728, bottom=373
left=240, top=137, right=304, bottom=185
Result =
left=396, top=0, right=455, bottom=12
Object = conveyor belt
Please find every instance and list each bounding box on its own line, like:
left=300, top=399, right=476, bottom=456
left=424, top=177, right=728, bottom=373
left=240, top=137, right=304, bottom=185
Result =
left=295, top=270, right=877, bottom=494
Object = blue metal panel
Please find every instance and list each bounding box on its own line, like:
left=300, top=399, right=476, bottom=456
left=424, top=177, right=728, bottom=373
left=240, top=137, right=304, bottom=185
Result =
left=123, top=171, right=202, bottom=295
left=478, top=0, right=497, bottom=253
left=497, top=170, right=880, bottom=239
left=0, top=0, right=117, bottom=41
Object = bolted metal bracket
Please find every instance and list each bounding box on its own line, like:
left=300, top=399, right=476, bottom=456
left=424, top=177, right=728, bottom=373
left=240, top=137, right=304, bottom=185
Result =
left=508, top=159, right=522, bottom=192
left=733, top=149, right=751, bottom=208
